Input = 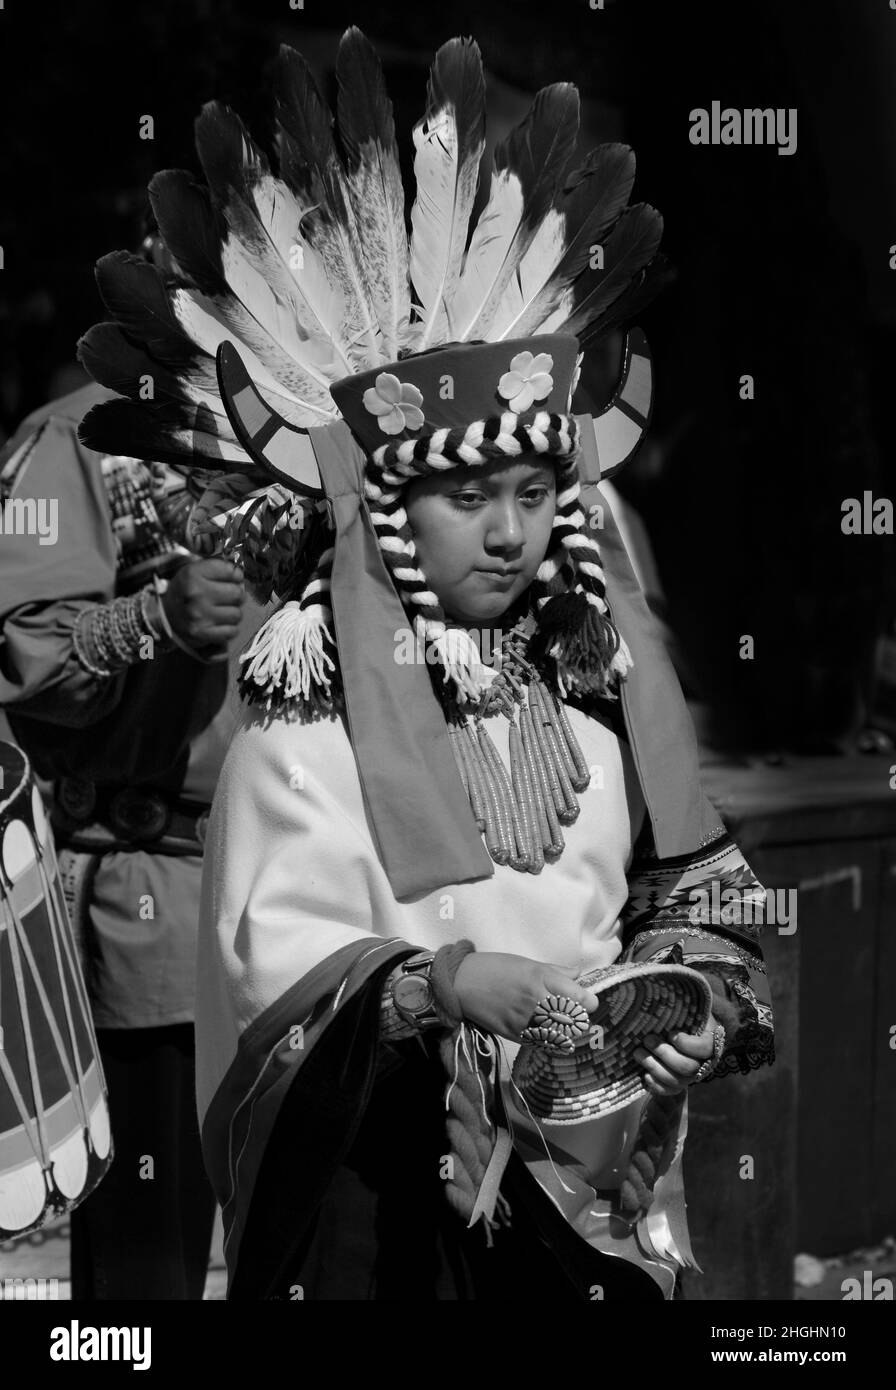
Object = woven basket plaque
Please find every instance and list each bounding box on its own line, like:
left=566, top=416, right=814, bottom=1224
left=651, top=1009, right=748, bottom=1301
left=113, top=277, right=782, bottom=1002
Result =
left=511, top=960, right=713, bottom=1124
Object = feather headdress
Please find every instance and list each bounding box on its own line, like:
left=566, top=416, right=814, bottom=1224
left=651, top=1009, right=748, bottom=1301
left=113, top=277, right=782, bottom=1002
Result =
left=78, top=27, right=668, bottom=714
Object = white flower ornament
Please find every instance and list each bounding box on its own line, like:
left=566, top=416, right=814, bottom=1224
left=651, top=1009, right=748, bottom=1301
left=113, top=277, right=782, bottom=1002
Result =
left=497, top=351, right=554, bottom=413
left=362, top=373, right=425, bottom=435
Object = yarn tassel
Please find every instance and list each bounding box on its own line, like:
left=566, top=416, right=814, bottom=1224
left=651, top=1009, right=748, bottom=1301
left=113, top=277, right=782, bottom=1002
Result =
left=611, top=633, right=634, bottom=677
left=429, top=624, right=493, bottom=704
left=554, top=602, right=623, bottom=697
left=239, top=600, right=336, bottom=704
left=531, top=589, right=631, bottom=698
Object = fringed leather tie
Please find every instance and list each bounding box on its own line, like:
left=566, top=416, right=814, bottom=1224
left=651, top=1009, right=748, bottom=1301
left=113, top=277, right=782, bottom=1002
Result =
left=430, top=941, right=513, bottom=1244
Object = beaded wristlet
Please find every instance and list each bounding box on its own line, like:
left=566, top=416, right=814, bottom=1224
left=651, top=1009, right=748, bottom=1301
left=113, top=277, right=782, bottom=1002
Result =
left=72, top=584, right=175, bottom=678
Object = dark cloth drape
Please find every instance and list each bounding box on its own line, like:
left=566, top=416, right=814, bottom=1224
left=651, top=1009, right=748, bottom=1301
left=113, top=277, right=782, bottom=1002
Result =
left=290, top=1034, right=665, bottom=1302
left=221, top=953, right=661, bottom=1303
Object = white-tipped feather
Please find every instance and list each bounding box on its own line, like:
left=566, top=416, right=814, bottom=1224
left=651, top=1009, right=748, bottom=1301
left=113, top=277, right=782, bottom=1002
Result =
left=337, top=28, right=411, bottom=360
left=275, top=44, right=384, bottom=369
left=493, top=145, right=638, bottom=340
left=296, top=201, right=385, bottom=371
left=228, top=172, right=355, bottom=377
left=410, top=37, right=486, bottom=351
left=217, top=239, right=338, bottom=400
left=195, top=104, right=355, bottom=379
left=489, top=207, right=565, bottom=341
left=80, top=32, right=666, bottom=482
left=553, top=203, right=663, bottom=341
left=449, top=170, right=526, bottom=341
left=450, top=84, right=580, bottom=343
left=171, top=288, right=334, bottom=426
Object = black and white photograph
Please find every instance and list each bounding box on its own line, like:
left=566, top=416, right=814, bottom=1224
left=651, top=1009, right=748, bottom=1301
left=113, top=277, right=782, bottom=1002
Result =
left=0, top=0, right=893, bottom=1361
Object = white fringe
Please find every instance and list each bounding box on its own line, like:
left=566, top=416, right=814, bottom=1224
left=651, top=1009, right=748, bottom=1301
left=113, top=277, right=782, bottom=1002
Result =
left=428, top=623, right=493, bottom=704
left=611, top=635, right=634, bottom=677
left=239, top=601, right=335, bottom=700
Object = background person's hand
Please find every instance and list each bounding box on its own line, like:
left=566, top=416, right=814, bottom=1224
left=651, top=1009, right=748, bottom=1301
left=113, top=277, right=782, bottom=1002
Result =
left=161, top=557, right=246, bottom=652
left=453, top=952, right=600, bottom=1043
left=633, top=1016, right=719, bottom=1096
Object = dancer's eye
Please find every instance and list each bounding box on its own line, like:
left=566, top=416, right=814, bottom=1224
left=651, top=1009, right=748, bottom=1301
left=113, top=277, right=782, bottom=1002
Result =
left=521, top=487, right=551, bottom=507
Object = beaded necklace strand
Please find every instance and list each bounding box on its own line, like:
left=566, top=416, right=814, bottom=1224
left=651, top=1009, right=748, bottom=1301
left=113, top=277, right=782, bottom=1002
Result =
left=445, top=618, right=594, bottom=874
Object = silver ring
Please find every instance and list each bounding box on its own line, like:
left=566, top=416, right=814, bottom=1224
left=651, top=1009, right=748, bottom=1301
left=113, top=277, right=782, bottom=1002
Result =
left=693, top=1023, right=726, bottom=1083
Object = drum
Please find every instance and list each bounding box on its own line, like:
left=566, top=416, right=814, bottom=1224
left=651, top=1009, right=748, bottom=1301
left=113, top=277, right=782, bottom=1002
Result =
left=0, top=740, right=111, bottom=1239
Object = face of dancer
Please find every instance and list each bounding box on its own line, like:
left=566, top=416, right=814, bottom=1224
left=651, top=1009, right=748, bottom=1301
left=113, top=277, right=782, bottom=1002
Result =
left=403, top=456, right=557, bottom=626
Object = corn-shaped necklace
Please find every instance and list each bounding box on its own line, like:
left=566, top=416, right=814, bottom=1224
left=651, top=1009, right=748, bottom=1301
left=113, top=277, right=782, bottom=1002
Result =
left=446, top=619, right=593, bottom=874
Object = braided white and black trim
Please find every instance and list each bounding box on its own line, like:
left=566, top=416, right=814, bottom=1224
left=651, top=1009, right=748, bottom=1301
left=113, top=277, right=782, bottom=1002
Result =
left=371, top=410, right=578, bottom=485
left=361, top=411, right=630, bottom=702
left=240, top=409, right=632, bottom=714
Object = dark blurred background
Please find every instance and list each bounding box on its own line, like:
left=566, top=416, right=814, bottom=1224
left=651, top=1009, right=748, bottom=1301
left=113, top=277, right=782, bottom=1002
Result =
left=1, top=0, right=895, bottom=753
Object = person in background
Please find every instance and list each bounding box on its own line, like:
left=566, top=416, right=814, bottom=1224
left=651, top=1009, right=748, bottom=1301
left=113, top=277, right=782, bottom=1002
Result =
left=0, top=277, right=263, bottom=1295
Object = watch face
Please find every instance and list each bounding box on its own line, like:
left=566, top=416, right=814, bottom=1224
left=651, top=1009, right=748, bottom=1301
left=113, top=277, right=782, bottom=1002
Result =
left=394, top=975, right=433, bottom=1013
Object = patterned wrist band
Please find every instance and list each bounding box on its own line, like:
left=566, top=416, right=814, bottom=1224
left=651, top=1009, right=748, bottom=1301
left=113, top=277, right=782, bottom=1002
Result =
left=72, top=585, right=175, bottom=678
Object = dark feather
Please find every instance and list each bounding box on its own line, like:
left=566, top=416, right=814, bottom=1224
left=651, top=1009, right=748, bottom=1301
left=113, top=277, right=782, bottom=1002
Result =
left=149, top=170, right=226, bottom=297
left=557, top=204, right=664, bottom=340
left=78, top=397, right=254, bottom=474
left=335, top=26, right=410, bottom=356
left=77, top=323, right=234, bottom=440
left=496, top=143, right=637, bottom=338
left=79, top=323, right=198, bottom=405
left=559, top=144, right=636, bottom=265
left=575, top=253, right=676, bottom=347
left=274, top=42, right=381, bottom=363
left=194, top=100, right=272, bottom=209
left=493, top=83, right=580, bottom=230
left=410, top=35, right=486, bottom=349
left=453, top=83, right=580, bottom=340
left=94, top=252, right=208, bottom=372
left=335, top=26, right=398, bottom=173
left=274, top=43, right=336, bottom=203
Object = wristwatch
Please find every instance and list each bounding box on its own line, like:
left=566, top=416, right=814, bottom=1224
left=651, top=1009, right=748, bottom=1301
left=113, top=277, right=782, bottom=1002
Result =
left=390, top=952, right=441, bottom=1031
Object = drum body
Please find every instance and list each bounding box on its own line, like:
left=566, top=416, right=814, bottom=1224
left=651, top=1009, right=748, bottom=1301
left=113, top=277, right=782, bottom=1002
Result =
left=0, top=741, right=111, bottom=1239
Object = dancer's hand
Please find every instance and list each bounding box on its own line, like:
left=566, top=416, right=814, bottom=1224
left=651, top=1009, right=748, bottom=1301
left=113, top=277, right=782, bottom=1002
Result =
left=633, top=1017, right=718, bottom=1096
left=454, top=952, right=599, bottom=1043
left=162, top=557, right=245, bottom=650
